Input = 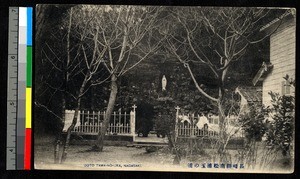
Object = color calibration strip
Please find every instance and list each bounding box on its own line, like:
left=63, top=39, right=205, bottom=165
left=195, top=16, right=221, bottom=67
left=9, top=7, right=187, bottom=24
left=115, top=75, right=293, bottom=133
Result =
left=18, top=6, right=32, bottom=170
left=7, top=7, right=32, bottom=170
left=25, top=7, right=32, bottom=170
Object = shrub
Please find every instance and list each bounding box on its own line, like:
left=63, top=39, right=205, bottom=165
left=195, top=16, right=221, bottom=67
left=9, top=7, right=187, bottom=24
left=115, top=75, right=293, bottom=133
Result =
left=265, top=92, right=294, bottom=157
left=239, top=104, right=268, bottom=142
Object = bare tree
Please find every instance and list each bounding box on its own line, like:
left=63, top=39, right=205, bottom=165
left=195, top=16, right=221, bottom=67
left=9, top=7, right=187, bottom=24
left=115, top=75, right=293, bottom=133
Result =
left=35, top=4, right=76, bottom=163
left=36, top=5, right=165, bottom=162
left=60, top=6, right=114, bottom=162
left=163, top=7, right=288, bottom=162
left=80, top=5, right=165, bottom=151
left=36, top=5, right=111, bottom=163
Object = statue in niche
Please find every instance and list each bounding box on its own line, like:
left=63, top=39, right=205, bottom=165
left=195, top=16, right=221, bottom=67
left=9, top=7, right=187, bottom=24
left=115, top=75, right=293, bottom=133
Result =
left=162, top=75, right=167, bottom=91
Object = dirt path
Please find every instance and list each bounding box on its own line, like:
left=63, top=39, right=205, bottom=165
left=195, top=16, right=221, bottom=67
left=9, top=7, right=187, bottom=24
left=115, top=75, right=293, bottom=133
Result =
left=34, top=142, right=184, bottom=171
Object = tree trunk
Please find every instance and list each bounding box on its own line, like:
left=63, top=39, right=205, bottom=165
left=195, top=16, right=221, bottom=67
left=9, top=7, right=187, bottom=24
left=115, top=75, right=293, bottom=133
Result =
left=94, top=74, right=118, bottom=151
left=60, top=73, right=89, bottom=163
left=54, top=97, right=65, bottom=164
left=55, top=7, right=72, bottom=164
left=166, top=132, right=181, bottom=165
left=217, top=87, right=228, bottom=163
left=60, top=103, right=80, bottom=163
left=217, top=104, right=227, bottom=162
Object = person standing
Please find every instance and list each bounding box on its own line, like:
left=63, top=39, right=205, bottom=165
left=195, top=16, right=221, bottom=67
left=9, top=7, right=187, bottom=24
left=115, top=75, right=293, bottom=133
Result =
left=196, top=113, right=209, bottom=135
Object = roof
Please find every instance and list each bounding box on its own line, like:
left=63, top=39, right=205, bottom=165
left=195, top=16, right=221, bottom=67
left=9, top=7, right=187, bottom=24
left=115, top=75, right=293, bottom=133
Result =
left=260, top=10, right=295, bottom=32
left=235, top=86, right=262, bottom=103
left=252, top=62, right=273, bottom=86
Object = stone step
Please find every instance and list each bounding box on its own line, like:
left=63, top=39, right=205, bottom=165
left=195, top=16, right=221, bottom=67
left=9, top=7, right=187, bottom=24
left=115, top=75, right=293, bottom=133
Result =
left=128, top=142, right=168, bottom=148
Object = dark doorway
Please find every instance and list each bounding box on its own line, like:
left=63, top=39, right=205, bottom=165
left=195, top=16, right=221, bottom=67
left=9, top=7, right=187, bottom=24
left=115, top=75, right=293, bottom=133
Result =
left=135, top=101, right=154, bottom=137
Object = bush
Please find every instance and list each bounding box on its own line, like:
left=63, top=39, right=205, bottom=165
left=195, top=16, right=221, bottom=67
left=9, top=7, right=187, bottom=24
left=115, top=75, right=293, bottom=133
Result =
left=265, top=92, right=294, bottom=157
left=239, top=104, right=268, bottom=142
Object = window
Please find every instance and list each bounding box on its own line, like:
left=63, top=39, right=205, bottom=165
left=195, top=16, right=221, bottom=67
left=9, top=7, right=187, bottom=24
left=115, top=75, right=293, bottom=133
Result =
left=282, top=80, right=291, bottom=95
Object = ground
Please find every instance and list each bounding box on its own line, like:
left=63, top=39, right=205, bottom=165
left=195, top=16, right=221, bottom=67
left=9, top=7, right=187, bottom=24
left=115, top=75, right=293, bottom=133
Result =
left=34, top=135, right=293, bottom=173
left=35, top=134, right=178, bottom=171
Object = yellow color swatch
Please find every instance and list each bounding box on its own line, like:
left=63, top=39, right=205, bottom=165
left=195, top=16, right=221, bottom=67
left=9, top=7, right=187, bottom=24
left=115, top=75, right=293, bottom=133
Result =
left=26, top=88, right=32, bottom=128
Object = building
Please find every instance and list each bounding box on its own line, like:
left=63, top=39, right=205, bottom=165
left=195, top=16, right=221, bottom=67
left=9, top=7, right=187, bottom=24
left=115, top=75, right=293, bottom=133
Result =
left=252, top=11, right=296, bottom=106
left=235, top=86, right=262, bottom=113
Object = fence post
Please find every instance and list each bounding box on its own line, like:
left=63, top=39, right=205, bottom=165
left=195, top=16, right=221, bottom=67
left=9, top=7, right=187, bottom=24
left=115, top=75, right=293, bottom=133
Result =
left=130, top=104, right=137, bottom=141
left=79, top=110, right=82, bottom=132
left=175, top=106, right=180, bottom=142
left=119, top=109, right=121, bottom=125
left=87, top=111, right=90, bottom=133
left=191, top=113, right=195, bottom=137
left=113, top=111, right=116, bottom=126
left=63, top=110, right=75, bottom=132
left=124, top=111, right=127, bottom=133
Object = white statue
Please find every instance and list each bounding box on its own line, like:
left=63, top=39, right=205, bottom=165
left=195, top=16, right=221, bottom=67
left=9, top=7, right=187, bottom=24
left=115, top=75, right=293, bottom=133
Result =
left=162, top=75, right=167, bottom=91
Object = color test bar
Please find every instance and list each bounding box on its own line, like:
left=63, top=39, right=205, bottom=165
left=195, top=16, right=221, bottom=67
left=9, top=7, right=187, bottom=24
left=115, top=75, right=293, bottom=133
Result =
left=17, top=7, right=32, bottom=170
left=25, top=7, right=32, bottom=170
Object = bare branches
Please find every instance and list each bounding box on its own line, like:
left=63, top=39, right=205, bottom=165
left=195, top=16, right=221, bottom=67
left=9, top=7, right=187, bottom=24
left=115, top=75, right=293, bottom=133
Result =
left=167, top=7, right=285, bottom=78
left=185, top=63, right=219, bottom=102
left=35, top=101, right=63, bottom=121
left=162, top=7, right=286, bottom=128
left=166, top=37, right=218, bottom=102
left=41, top=48, right=62, bottom=72
left=81, top=45, right=90, bottom=70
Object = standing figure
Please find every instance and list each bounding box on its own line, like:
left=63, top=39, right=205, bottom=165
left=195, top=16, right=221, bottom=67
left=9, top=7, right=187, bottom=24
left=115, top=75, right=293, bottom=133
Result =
left=162, top=75, right=167, bottom=91
left=196, top=113, right=209, bottom=134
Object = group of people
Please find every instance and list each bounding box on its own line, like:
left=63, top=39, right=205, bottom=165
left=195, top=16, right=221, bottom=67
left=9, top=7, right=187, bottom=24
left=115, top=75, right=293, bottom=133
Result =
left=179, top=113, right=210, bottom=130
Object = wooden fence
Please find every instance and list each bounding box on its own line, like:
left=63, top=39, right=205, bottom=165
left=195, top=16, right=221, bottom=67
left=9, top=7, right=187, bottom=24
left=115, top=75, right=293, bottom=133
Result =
left=177, top=122, right=219, bottom=137
left=63, top=105, right=136, bottom=137
left=175, top=107, right=244, bottom=139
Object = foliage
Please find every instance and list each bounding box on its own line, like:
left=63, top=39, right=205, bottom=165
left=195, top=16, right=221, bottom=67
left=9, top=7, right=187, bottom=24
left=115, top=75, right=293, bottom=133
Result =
left=265, top=91, right=294, bottom=157
left=236, top=76, right=295, bottom=169
left=257, top=89, right=294, bottom=170
left=283, top=74, right=295, bottom=88
left=154, top=100, right=176, bottom=136
left=237, top=104, right=268, bottom=169
left=239, top=104, right=268, bottom=142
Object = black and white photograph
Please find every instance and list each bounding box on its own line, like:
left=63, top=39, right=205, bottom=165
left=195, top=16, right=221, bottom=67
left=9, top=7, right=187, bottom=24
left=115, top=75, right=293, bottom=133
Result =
left=34, top=5, right=295, bottom=173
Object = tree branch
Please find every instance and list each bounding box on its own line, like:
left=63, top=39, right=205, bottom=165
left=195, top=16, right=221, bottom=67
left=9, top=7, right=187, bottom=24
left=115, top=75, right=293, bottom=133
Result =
left=185, top=63, right=218, bottom=102
left=35, top=101, right=63, bottom=121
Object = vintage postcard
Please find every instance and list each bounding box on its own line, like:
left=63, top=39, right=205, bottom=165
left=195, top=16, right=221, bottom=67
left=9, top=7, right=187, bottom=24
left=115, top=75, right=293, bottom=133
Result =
left=34, top=5, right=295, bottom=173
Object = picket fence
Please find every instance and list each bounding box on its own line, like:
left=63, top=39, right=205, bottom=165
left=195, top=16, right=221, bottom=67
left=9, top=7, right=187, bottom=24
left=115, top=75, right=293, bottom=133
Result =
left=62, top=105, right=244, bottom=141
left=175, top=107, right=244, bottom=138
left=63, top=106, right=136, bottom=137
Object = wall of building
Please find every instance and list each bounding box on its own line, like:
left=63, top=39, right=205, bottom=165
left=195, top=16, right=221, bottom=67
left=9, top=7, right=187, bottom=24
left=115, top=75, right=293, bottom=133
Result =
left=262, top=16, right=296, bottom=106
